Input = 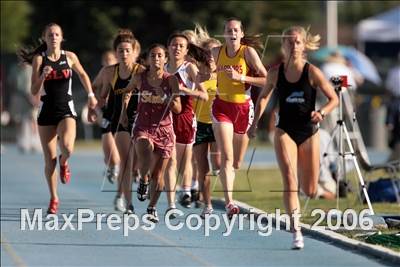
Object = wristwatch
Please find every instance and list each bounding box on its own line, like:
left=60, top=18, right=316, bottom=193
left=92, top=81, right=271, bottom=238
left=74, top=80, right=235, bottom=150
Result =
left=317, top=109, right=326, bottom=119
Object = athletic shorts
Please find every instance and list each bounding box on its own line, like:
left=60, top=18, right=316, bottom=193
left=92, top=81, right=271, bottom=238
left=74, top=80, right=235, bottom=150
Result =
left=276, top=120, right=319, bottom=146
left=37, top=102, right=77, bottom=126
left=100, top=118, right=113, bottom=135
left=111, top=118, right=132, bottom=134
left=194, top=122, right=215, bottom=146
left=133, top=124, right=175, bottom=159
left=211, top=96, right=254, bottom=134
left=172, top=112, right=196, bottom=145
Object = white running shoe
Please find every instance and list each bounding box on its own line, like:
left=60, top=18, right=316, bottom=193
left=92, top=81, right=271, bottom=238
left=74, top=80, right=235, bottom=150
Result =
left=200, top=206, right=214, bottom=219
left=114, top=195, right=126, bottom=212
left=292, top=231, right=304, bottom=250
left=106, top=166, right=119, bottom=184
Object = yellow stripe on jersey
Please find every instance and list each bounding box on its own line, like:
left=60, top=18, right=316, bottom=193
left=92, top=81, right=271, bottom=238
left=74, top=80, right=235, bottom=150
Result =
left=216, top=45, right=250, bottom=103
left=194, top=79, right=217, bottom=124
left=111, top=63, right=140, bottom=89
left=111, top=65, right=119, bottom=89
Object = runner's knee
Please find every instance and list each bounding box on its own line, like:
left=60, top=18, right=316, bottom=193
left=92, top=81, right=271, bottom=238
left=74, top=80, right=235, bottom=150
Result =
left=45, top=157, right=57, bottom=172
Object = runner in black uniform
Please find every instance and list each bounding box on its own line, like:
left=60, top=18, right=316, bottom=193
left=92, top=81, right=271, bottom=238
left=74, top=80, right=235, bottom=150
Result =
left=275, top=62, right=319, bottom=145
left=19, top=23, right=97, bottom=214
left=98, top=30, right=144, bottom=214
left=37, top=50, right=76, bottom=125
left=109, top=63, right=140, bottom=134
left=248, top=26, right=338, bottom=249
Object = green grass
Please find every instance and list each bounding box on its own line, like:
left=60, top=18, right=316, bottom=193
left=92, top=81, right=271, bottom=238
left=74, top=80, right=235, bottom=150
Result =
left=74, top=139, right=102, bottom=151
left=73, top=137, right=275, bottom=151
left=210, top=168, right=400, bottom=251
left=338, top=229, right=400, bottom=252
left=210, top=168, right=399, bottom=216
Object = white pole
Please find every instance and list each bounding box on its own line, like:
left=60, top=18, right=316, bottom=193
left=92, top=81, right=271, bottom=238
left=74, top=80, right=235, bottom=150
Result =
left=327, top=1, right=338, bottom=48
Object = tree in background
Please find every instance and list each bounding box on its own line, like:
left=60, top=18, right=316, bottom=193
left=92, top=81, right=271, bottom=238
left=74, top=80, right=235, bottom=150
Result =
left=2, top=1, right=397, bottom=141
left=1, top=1, right=32, bottom=54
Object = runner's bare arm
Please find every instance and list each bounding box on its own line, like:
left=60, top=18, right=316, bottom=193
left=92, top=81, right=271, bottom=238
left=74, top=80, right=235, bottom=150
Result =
left=168, top=75, right=182, bottom=114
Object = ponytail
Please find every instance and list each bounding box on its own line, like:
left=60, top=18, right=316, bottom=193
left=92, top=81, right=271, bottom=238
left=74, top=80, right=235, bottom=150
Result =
left=241, top=34, right=263, bottom=52
left=282, top=26, right=320, bottom=51
left=187, top=43, right=211, bottom=68
left=304, top=27, right=320, bottom=51
left=18, top=41, right=47, bottom=65
left=167, top=31, right=211, bottom=68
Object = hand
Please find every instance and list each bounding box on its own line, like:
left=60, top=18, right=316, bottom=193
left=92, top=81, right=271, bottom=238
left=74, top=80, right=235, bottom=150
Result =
left=41, top=66, right=53, bottom=80
left=88, top=95, right=98, bottom=110
left=87, top=107, right=98, bottom=123
left=311, top=110, right=324, bottom=124
left=224, top=66, right=241, bottom=81
left=247, top=123, right=257, bottom=139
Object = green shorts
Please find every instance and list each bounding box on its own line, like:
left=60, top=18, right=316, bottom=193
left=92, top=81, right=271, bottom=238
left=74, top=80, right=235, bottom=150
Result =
left=194, top=122, right=215, bottom=146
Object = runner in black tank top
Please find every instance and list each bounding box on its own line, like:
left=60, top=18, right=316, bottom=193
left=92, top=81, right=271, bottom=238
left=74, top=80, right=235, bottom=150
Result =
left=37, top=50, right=76, bottom=125
left=249, top=26, right=338, bottom=250
left=110, top=64, right=139, bottom=133
left=276, top=62, right=319, bottom=145
left=98, top=30, right=143, bottom=215
left=20, top=23, right=97, bottom=215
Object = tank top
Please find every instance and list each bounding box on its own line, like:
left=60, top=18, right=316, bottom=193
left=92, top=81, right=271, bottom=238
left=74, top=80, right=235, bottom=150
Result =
left=40, top=50, right=73, bottom=106
left=193, top=78, right=217, bottom=124
left=216, top=44, right=251, bottom=103
left=135, top=71, right=173, bottom=127
left=165, top=61, right=194, bottom=115
left=110, top=63, right=140, bottom=123
left=276, top=62, right=316, bottom=127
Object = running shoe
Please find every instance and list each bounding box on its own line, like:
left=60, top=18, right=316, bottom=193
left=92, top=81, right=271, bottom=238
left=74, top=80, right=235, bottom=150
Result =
left=190, top=188, right=200, bottom=202
left=200, top=206, right=214, bottom=219
left=291, top=231, right=304, bottom=250
left=137, top=179, right=149, bottom=202
left=225, top=202, right=240, bottom=220
left=47, top=198, right=59, bottom=214
left=59, top=155, right=71, bottom=184
left=179, top=193, right=191, bottom=208
left=105, top=166, right=118, bottom=184
left=147, top=207, right=159, bottom=223
left=114, top=195, right=126, bottom=212
left=165, top=207, right=180, bottom=220
left=124, top=204, right=135, bottom=215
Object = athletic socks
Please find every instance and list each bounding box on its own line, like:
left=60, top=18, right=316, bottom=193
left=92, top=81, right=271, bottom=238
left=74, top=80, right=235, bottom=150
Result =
left=191, top=180, right=199, bottom=190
